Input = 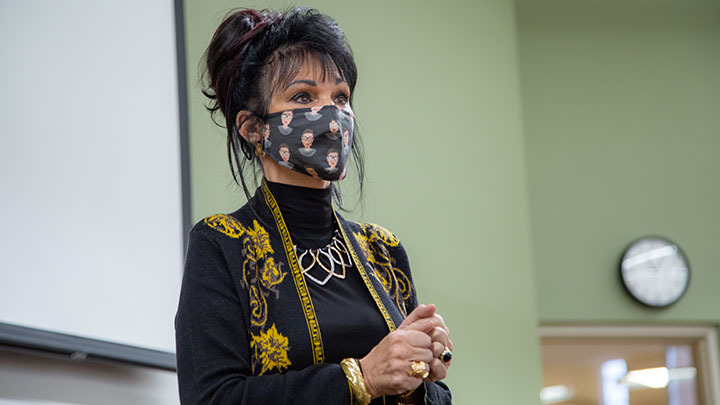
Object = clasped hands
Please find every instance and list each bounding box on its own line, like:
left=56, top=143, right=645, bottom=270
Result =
left=359, top=304, right=452, bottom=399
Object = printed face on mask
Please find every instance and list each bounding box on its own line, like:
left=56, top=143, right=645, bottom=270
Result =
left=279, top=145, right=291, bottom=162
left=326, top=149, right=339, bottom=173
left=301, top=131, right=314, bottom=149
left=281, top=111, right=293, bottom=127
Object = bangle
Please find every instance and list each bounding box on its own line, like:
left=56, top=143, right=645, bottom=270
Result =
left=340, top=358, right=371, bottom=405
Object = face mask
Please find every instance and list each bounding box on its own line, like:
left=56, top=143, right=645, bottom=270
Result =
left=261, top=104, right=354, bottom=181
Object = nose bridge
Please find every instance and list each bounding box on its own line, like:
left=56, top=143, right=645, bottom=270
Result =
left=320, top=95, right=334, bottom=107
left=318, top=85, right=336, bottom=107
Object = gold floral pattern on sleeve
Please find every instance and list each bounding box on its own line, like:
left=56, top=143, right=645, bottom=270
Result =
left=203, top=214, right=245, bottom=238
left=362, top=223, right=399, bottom=246
left=250, top=323, right=292, bottom=375
left=354, top=223, right=413, bottom=316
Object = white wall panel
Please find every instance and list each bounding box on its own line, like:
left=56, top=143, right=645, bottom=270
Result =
left=0, top=0, right=183, bottom=354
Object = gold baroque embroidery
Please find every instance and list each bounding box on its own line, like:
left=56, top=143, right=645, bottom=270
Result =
left=238, top=220, right=287, bottom=328
left=250, top=323, right=292, bottom=375
left=355, top=224, right=412, bottom=315
left=247, top=220, right=274, bottom=259
left=204, top=214, right=245, bottom=238
left=361, top=223, right=399, bottom=247
left=354, top=231, right=373, bottom=261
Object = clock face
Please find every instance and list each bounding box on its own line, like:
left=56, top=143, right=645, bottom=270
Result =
left=620, top=237, right=690, bottom=307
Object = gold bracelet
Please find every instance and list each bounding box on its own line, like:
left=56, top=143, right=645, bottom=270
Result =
left=340, top=358, right=371, bottom=405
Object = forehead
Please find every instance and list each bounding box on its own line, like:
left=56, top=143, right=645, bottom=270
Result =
left=270, top=53, right=345, bottom=94
left=292, top=57, right=342, bottom=82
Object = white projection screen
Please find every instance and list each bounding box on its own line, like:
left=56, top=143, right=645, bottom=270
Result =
left=0, top=0, right=188, bottom=363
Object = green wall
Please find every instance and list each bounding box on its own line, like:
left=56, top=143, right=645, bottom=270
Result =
left=516, top=0, right=720, bottom=326
left=183, top=0, right=542, bottom=403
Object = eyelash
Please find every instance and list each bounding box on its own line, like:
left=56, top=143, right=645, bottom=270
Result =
left=291, top=92, right=312, bottom=104
left=290, top=91, right=350, bottom=105
left=334, top=93, right=349, bottom=105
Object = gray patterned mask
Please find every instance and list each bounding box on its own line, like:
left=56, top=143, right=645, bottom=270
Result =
left=262, top=105, right=354, bottom=181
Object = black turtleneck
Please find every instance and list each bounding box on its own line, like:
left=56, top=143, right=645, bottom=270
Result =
left=264, top=179, right=389, bottom=364
left=265, top=180, right=335, bottom=249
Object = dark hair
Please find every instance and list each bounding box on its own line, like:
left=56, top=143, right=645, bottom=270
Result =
left=202, top=7, right=364, bottom=206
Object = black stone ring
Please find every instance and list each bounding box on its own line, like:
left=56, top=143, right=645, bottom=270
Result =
left=440, top=347, right=452, bottom=363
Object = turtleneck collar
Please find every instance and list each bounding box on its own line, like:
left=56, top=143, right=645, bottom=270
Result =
left=265, top=180, right=335, bottom=249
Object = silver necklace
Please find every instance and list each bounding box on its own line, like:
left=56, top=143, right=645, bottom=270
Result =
left=294, top=231, right=352, bottom=286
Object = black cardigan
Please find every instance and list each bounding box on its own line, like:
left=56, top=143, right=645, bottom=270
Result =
left=174, top=182, right=452, bottom=404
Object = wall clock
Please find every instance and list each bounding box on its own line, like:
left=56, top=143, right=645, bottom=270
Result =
left=620, top=236, right=690, bottom=307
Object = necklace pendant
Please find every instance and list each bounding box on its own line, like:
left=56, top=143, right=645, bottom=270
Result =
left=296, top=231, right=351, bottom=286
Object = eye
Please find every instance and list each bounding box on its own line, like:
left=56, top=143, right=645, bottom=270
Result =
left=291, top=92, right=312, bottom=104
left=333, top=93, right=349, bottom=106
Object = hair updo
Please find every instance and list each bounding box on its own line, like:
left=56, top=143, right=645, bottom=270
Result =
left=202, top=7, right=364, bottom=204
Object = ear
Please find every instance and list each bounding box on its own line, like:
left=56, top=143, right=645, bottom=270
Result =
left=235, top=110, right=260, bottom=143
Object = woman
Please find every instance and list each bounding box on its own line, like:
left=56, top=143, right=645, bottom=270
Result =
left=175, top=7, right=452, bottom=404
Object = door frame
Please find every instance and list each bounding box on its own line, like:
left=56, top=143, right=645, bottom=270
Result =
left=539, top=325, right=720, bottom=404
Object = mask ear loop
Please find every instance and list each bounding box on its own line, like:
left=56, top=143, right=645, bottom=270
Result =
left=237, top=113, right=267, bottom=160
left=249, top=112, right=270, bottom=158
left=255, top=141, right=265, bottom=158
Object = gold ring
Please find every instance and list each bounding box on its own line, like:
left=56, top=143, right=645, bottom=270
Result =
left=440, top=347, right=452, bottom=363
left=409, top=360, right=429, bottom=379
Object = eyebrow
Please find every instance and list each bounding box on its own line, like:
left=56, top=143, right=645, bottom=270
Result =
left=335, top=78, right=346, bottom=85
left=285, top=79, right=317, bottom=90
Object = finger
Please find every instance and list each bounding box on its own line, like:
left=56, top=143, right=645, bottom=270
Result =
left=430, top=327, right=450, bottom=347
left=403, top=318, right=438, bottom=334
left=399, top=303, right=436, bottom=329
left=432, top=313, right=450, bottom=336
left=405, top=347, right=434, bottom=364
left=403, top=330, right=432, bottom=348
left=431, top=341, right=444, bottom=359
left=393, top=373, right=424, bottom=396
left=425, top=358, right=447, bottom=382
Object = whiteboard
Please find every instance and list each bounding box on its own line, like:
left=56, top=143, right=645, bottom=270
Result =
left=0, top=0, right=185, bottom=353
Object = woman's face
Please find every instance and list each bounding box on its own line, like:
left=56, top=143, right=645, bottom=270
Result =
left=267, top=57, right=353, bottom=116
left=258, top=55, right=351, bottom=189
